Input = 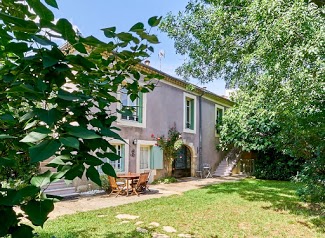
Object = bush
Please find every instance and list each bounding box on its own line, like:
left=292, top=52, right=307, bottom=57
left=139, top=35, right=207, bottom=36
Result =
left=100, top=175, right=110, bottom=192
left=294, top=154, right=325, bottom=203
left=151, top=176, right=178, bottom=184
left=253, top=149, right=304, bottom=181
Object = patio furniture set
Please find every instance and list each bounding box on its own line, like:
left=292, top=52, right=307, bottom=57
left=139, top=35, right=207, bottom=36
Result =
left=108, top=171, right=151, bottom=197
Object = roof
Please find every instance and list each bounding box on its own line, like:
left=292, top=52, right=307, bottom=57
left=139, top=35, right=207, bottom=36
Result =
left=60, top=42, right=233, bottom=106
left=137, top=63, right=234, bottom=107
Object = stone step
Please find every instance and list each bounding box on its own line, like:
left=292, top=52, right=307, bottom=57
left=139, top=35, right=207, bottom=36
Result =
left=44, top=187, right=78, bottom=197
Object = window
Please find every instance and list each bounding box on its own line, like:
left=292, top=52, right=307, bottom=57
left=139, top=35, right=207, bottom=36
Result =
left=215, top=105, right=224, bottom=135
left=120, top=88, right=143, bottom=123
left=183, top=93, right=196, bottom=133
left=109, top=144, right=125, bottom=172
left=140, top=146, right=150, bottom=170
left=98, top=144, right=125, bottom=174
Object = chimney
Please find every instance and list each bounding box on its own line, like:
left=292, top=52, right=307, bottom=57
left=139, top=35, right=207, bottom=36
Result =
left=144, top=60, right=150, bottom=66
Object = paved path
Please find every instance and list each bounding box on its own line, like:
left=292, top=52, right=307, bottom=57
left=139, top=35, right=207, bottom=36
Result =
left=49, top=176, right=245, bottom=219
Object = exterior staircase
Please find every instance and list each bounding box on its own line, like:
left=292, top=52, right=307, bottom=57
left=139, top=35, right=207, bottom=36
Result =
left=213, top=148, right=241, bottom=177
left=40, top=160, right=79, bottom=198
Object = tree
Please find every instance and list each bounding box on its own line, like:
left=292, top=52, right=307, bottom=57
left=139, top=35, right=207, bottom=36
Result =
left=0, top=0, right=162, bottom=236
left=161, top=0, right=324, bottom=159
left=161, top=0, right=324, bottom=202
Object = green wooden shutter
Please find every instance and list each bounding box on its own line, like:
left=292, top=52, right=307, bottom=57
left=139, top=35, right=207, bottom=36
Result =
left=138, top=92, right=143, bottom=123
left=120, top=144, right=125, bottom=172
left=190, top=99, right=194, bottom=130
left=150, top=146, right=163, bottom=169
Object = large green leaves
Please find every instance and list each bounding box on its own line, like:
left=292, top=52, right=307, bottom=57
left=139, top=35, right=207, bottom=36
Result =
left=29, top=140, right=61, bottom=163
left=21, top=199, right=54, bottom=226
left=65, top=126, right=101, bottom=139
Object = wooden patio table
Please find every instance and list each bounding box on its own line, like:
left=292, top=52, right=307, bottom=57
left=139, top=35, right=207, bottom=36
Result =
left=117, top=173, right=140, bottom=196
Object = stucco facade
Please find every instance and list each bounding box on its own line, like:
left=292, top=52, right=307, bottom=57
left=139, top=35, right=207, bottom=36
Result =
left=111, top=64, right=233, bottom=181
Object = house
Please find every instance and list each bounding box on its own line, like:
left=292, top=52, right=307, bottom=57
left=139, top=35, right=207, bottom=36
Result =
left=41, top=58, right=234, bottom=196
left=103, top=62, right=233, bottom=181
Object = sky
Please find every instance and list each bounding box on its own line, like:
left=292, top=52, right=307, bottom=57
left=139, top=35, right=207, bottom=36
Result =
left=53, top=0, right=226, bottom=95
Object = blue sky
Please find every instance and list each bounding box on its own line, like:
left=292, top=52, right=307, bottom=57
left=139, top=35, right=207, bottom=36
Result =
left=53, top=0, right=226, bottom=95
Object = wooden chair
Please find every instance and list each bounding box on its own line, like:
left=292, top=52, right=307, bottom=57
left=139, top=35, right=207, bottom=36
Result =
left=132, top=172, right=149, bottom=195
left=108, top=176, right=126, bottom=197
left=144, top=170, right=151, bottom=191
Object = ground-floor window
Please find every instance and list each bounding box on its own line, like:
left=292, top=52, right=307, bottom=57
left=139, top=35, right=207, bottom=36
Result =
left=140, top=146, right=150, bottom=170
left=98, top=144, right=125, bottom=174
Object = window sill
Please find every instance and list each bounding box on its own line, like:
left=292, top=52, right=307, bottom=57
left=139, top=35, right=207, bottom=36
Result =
left=117, top=120, right=146, bottom=128
left=183, top=128, right=196, bottom=134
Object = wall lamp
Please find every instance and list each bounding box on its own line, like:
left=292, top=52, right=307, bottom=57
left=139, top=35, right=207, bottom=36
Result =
left=133, top=139, right=138, bottom=145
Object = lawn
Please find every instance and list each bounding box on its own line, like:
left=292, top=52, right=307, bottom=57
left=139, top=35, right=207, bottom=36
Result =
left=36, top=179, right=324, bottom=238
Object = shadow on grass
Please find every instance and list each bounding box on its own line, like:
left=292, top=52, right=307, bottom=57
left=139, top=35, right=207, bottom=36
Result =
left=38, top=229, right=152, bottom=238
left=204, top=179, right=324, bottom=232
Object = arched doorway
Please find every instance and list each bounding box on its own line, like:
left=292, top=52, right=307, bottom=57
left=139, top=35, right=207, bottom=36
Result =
left=172, top=145, right=191, bottom=177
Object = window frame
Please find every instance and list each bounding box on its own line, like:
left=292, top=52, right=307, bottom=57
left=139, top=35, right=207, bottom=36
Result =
left=183, top=92, right=197, bottom=134
left=215, top=104, right=224, bottom=137
left=116, top=87, right=147, bottom=128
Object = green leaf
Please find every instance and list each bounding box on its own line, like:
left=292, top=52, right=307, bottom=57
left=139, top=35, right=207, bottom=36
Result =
left=26, top=0, right=54, bottom=21
left=85, top=155, right=103, bottom=166
left=20, top=131, right=48, bottom=143
left=148, top=16, right=162, bottom=27
left=59, top=137, right=80, bottom=149
left=101, top=27, right=116, bottom=38
left=24, top=120, right=38, bottom=130
left=35, top=108, right=60, bottom=126
left=0, top=134, right=16, bottom=139
left=42, top=52, right=59, bottom=68
left=20, top=111, right=35, bottom=122
left=0, top=157, right=16, bottom=167
left=11, top=224, right=34, bottom=238
left=98, top=152, right=121, bottom=161
left=66, top=126, right=101, bottom=140
left=21, top=199, right=54, bottom=226
left=30, top=170, right=52, bottom=187
left=0, top=12, right=38, bottom=32
left=5, top=42, right=29, bottom=54
left=32, top=35, right=56, bottom=46
left=15, top=186, right=40, bottom=203
left=45, top=0, right=58, bottom=9
left=116, top=32, right=133, bottom=42
left=56, top=18, right=76, bottom=42
left=86, top=166, right=101, bottom=186
left=29, top=140, right=60, bottom=163
left=100, top=128, right=125, bottom=142
left=64, top=164, right=85, bottom=180
left=145, top=35, right=159, bottom=44
left=129, top=22, right=144, bottom=32
left=73, top=42, right=87, bottom=54
left=102, top=163, right=116, bottom=177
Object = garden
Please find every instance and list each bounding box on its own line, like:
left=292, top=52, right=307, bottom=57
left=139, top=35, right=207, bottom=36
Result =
left=36, top=179, right=325, bottom=238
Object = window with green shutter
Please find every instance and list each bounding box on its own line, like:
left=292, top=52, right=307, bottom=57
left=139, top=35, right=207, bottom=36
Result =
left=120, top=88, right=143, bottom=123
left=150, top=146, right=163, bottom=169
left=216, top=106, right=223, bottom=135
left=185, top=97, right=195, bottom=130
left=109, top=144, right=125, bottom=172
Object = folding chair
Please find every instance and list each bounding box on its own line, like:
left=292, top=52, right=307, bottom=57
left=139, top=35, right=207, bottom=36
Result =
left=202, top=163, right=212, bottom=178
left=132, top=172, right=149, bottom=195
left=108, top=176, right=126, bottom=197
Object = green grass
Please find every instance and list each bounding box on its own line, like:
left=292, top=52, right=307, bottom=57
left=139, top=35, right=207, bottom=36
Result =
left=36, top=179, right=324, bottom=238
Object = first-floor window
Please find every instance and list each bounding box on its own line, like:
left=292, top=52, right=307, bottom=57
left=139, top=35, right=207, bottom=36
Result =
left=140, top=146, right=150, bottom=170
left=215, top=106, right=223, bottom=135
left=120, top=88, right=143, bottom=123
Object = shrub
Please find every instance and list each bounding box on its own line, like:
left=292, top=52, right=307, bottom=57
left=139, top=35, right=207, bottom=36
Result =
left=253, top=149, right=304, bottom=181
left=294, top=154, right=325, bottom=203
left=151, top=176, right=178, bottom=184
left=100, top=175, right=110, bottom=192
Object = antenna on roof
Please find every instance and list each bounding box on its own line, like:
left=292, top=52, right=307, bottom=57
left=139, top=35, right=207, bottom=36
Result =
left=158, top=50, right=165, bottom=71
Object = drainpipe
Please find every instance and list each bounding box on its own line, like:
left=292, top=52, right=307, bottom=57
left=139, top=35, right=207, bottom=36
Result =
left=198, top=87, right=206, bottom=172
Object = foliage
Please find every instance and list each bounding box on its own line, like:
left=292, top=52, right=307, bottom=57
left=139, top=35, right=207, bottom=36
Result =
left=99, top=175, right=110, bottom=192
left=151, top=176, right=178, bottom=184
left=152, top=127, right=183, bottom=176
left=36, top=179, right=324, bottom=237
left=294, top=153, right=325, bottom=203
left=161, top=0, right=324, bottom=199
left=0, top=0, right=162, bottom=236
left=253, top=149, right=305, bottom=181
